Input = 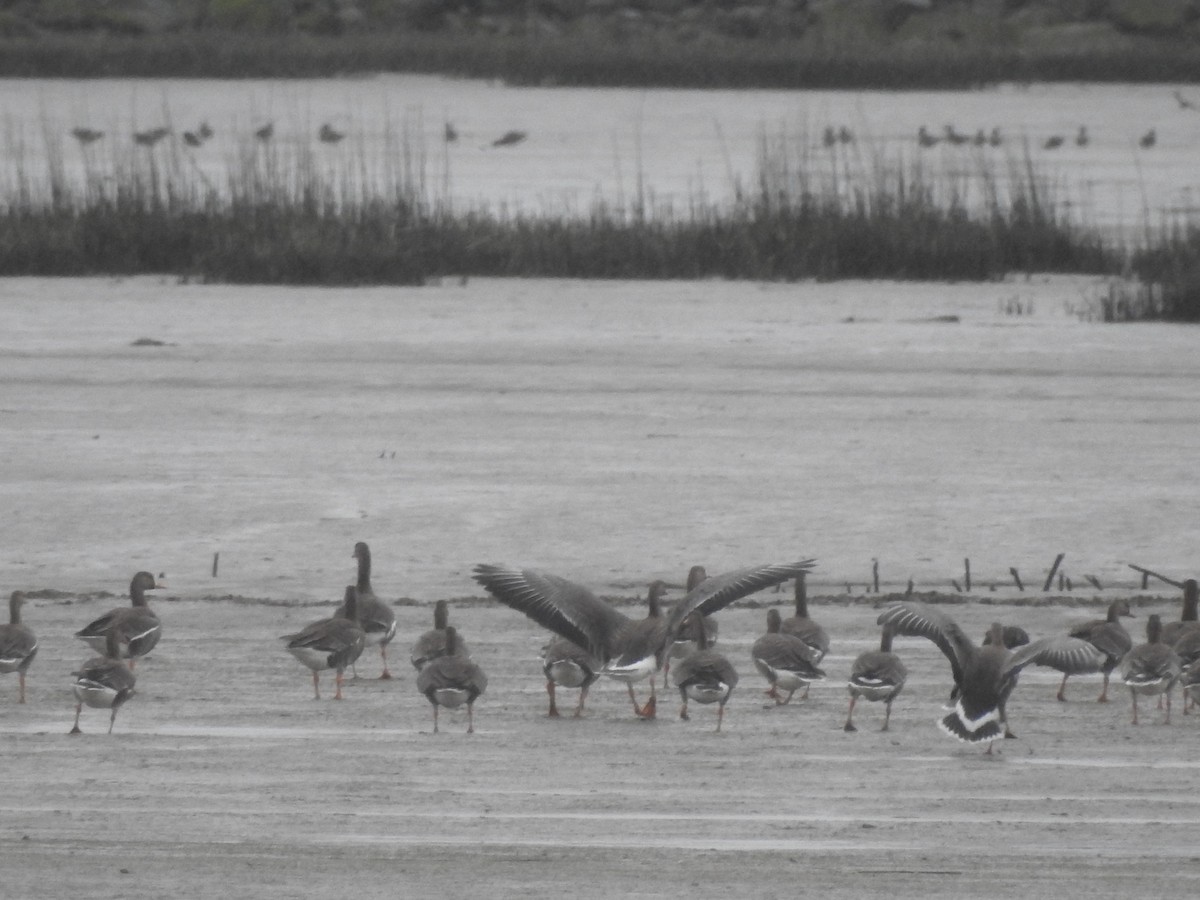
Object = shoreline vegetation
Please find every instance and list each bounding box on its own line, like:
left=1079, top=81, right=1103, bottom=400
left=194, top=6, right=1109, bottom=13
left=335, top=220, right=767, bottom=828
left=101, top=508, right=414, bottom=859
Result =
left=0, top=1, right=1198, bottom=317
left=0, top=119, right=1197, bottom=320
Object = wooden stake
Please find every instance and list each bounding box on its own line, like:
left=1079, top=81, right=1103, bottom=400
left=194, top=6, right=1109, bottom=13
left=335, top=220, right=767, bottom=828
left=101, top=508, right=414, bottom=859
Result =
left=1085, top=575, right=1103, bottom=590
left=951, top=579, right=962, bottom=593
left=905, top=578, right=914, bottom=595
left=964, top=558, right=971, bottom=593
left=212, top=552, right=219, bottom=577
left=1042, top=553, right=1065, bottom=592
left=872, top=559, right=879, bottom=593
left=1127, top=564, right=1183, bottom=589
left=1010, top=567, right=1024, bottom=591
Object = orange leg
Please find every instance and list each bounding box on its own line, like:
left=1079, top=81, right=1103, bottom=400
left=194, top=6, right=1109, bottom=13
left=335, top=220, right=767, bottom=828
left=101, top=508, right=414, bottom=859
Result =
left=1056, top=673, right=1069, bottom=702
left=546, top=681, right=560, bottom=717
left=843, top=695, right=858, bottom=732
left=311, top=670, right=321, bottom=700
left=379, top=646, right=392, bottom=680
left=573, top=685, right=589, bottom=718
left=70, top=703, right=83, bottom=735
left=333, top=669, right=345, bottom=700
left=467, top=703, right=475, bottom=734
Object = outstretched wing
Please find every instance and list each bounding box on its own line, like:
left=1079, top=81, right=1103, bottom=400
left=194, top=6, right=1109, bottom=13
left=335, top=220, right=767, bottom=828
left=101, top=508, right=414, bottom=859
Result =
left=663, top=560, right=816, bottom=648
left=1005, top=634, right=1107, bottom=678
left=472, top=564, right=630, bottom=663
left=876, top=601, right=971, bottom=685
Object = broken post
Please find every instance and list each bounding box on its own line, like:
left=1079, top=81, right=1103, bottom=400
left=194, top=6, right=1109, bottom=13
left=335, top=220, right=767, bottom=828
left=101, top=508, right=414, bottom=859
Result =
left=1042, top=553, right=1065, bottom=592
left=212, top=552, right=219, bottom=577
left=872, top=559, right=879, bottom=593
left=1127, top=564, right=1184, bottom=589
left=1010, top=567, right=1024, bottom=591
left=964, top=558, right=971, bottom=593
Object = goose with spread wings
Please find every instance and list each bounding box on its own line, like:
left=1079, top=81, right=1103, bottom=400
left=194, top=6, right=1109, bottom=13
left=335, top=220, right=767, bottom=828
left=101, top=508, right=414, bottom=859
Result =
left=877, top=601, right=1106, bottom=753
left=472, top=560, right=815, bottom=719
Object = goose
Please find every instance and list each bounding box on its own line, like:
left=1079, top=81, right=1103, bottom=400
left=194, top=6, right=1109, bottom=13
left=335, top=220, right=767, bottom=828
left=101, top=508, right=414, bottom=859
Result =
left=917, top=126, right=939, bottom=148
left=491, top=130, right=527, bottom=147
left=780, top=572, right=829, bottom=698
left=1139, top=128, right=1157, bottom=149
left=668, top=565, right=719, bottom=666
left=1120, top=613, right=1182, bottom=725
left=844, top=623, right=907, bottom=732
left=255, top=122, right=274, bottom=142
left=444, top=121, right=458, bottom=143
left=1179, top=660, right=1200, bottom=714
left=182, top=131, right=202, bottom=147
left=877, top=601, right=1106, bottom=753
left=410, top=599, right=471, bottom=671
left=74, top=571, right=164, bottom=670
left=197, top=122, right=214, bottom=140
left=1075, top=125, right=1090, bottom=147
left=1043, top=135, right=1064, bottom=150
left=752, top=608, right=826, bottom=705
left=281, top=586, right=366, bottom=700
left=671, top=620, right=738, bottom=732
left=473, top=560, right=815, bottom=719
left=944, top=125, right=970, bottom=146
left=318, top=123, right=345, bottom=144
left=1161, top=578, right=1199, bottom=646
left=334, top=542, right=396, bottom=679
left=71, top=127, right=104, bottom=144
left=416, top=626, right=487, bottom=733
left=1057, top=598, right=1134, bottom=702
left=70, top=627, right=136, bottom=735
left=133, top=127, right=169, bottom=147
left=540, top=636, right=600, bottom=718
left=0, top=591, right=38, bottom=703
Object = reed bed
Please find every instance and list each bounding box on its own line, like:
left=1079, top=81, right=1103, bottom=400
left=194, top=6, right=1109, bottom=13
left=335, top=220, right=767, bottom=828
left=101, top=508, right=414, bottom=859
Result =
left=2, top=114, right=1186, bottom=310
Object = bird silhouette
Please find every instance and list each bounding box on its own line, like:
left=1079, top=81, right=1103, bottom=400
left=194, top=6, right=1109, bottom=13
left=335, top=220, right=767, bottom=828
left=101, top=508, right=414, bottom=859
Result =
left=444, top=121, right=458, bottom=143
left=491, top=130, right=527, bottom=148
left=255, top=122, right=274, bottom=142
left=1075, top=126, right=1089, bottom=147
left=1139, top=128, right=1157, bottom=149
left=1043, top=135, right=1064, bottom=150
left=318, top=123, right=345, bottom=144
left=133, top=127, right=169, bottom=147
left=71, top=127, right=104, bottom=145
left=1173, top=89, right=1197, bottom=110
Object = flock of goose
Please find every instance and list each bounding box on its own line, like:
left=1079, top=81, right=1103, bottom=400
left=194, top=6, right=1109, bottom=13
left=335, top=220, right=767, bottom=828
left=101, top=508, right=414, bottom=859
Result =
left=69, top=121, right=526, bottom=150
left=3, top=543, right=1197, bottom=749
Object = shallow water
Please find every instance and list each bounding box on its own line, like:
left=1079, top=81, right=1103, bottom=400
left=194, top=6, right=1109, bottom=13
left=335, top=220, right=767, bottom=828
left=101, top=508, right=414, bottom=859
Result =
left=2, top=75, right=1198, bottom=231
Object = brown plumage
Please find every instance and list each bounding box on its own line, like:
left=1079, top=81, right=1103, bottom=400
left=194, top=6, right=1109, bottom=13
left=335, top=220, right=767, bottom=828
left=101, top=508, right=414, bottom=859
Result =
left=752, top=608, right=825, bottom=705
left=1059, top=598, right=1134, bottom=702
left=74, top=572, right=164, bottom=670
left=844, top=624, right=906, bottom=732
left=410, top=600, right=471, bottom=671
left=70, top=628, right=136, bottom=735
left=0, top=591, right=38, bottom=703
left=281, top=586, right=366, bottom=700
left=671, top=616, right=738, bottom=732
left=334, top=542, right=396, bottom=679
left=475, top=561, right=815, bottom=720
left=1120, top=614, right=1182, bottom=725
left=416, top=627, right=487, bottom=733
left=540, top=636, right=599, bottom=718
left=780, top=573, right=828, bottom=699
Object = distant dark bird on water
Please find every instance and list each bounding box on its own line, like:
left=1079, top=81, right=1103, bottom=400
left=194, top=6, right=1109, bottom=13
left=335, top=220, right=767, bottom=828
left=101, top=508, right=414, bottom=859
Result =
left=1173, top=89, right=1197, bottom=110
left=1043, top=134, right=1064, bottom=150
left=944, top=125, right=970, bottom=146
left=318, top=123, right=345, bottom=144
left=491, top=130, right=527, bottom=148
left=1075, top=125, right=1089, bottom=147
left=197, top=121, right=214, bottom=140
left=133, top=127, right=170, bottom=147
left=444, top=121, right=458, bottom=143
left=823, top=126, right=837, bottom=148
left=917, top=126, right=939, bottom=148
left=1139, top=128, right=1157, bottom=149
left=183, top=131, right=203, bottom=148
left=254, top=122, right=274, bottom=142
left=71, top=127, right=104, bottom=145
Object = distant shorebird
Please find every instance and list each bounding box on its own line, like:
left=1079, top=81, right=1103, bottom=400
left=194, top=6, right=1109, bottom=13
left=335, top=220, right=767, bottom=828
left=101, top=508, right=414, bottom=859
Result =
left=838, top=126, right=854, bottom=144
left=491, top=130, right=527, bottom=148
left=943, top=125, right=970, bottom=146
left=917, top=126, right=939, bottom=148
left=1043, top=134, right=1064, bottom=150
left=133, top=127, right=169, bottom=147
left=1139, top=128, right=1157, bottom=149
left=1075, top=125, right=1089, bottom=147
left=318, top=123, right=345, bottom=144
left=988, top=127, right=1003, bottom=147
left=198, top=121, right=214, bottom=140
left=71, top=127, right=104, bottom=145
left=1173, top=89, right=1197, bottom=110
left=254, top=122, right=274, bottom=142
left=182, top=131, right=202, bottom=147
left=444, top=121, right=458, bottom=143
